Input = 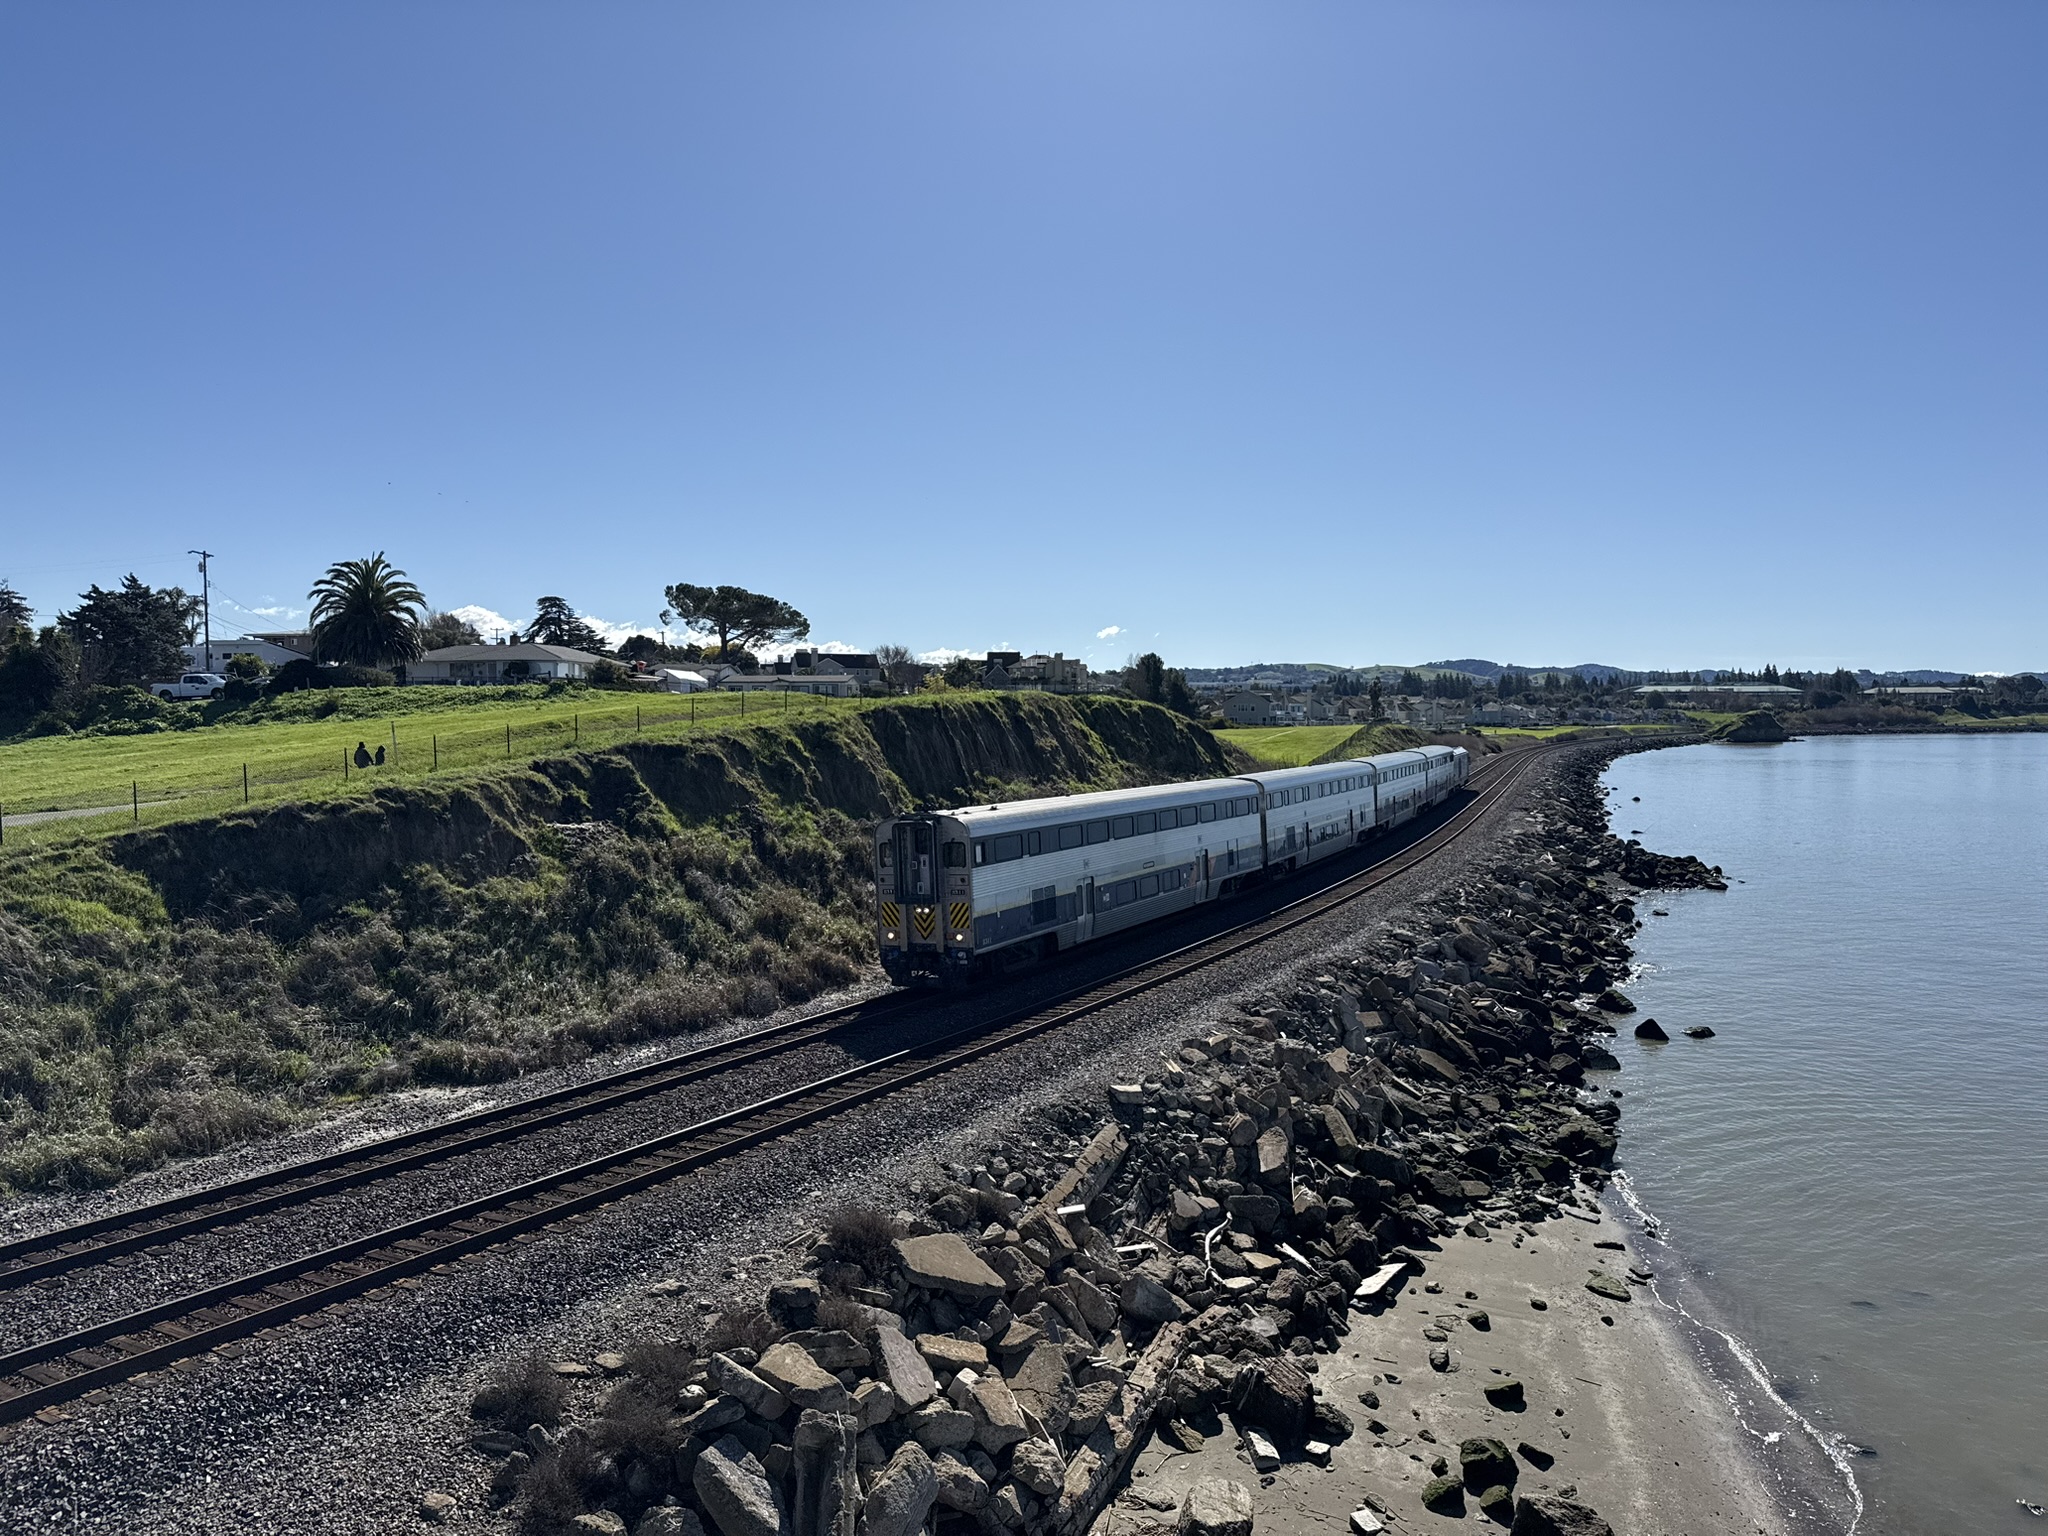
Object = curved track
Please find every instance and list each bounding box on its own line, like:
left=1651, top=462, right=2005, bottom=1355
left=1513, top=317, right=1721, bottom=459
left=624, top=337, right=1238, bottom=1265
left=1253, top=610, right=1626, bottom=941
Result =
left=0, top=739, right=1567, bottom=1427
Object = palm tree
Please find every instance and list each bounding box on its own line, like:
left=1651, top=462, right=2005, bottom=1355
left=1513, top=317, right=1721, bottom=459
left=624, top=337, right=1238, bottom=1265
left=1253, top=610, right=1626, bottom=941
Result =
left=308, top=553, right=425, bottom=668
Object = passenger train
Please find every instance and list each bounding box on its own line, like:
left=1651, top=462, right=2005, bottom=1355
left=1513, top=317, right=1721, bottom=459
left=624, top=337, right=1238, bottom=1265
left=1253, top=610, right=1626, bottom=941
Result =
left=875, top=744, right=1469, bottom=985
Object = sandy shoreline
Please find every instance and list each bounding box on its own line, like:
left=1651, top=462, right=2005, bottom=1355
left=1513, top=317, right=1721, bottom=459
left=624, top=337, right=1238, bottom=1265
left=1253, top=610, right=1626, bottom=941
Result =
left=1106, top=1196, right=1797, bottom=1536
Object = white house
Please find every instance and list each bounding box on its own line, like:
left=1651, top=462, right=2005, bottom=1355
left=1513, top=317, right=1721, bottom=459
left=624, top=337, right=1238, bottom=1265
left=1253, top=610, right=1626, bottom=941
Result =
left=408, top=643, right=603, bottom=684
left=654, top=668, right=711, bottom=693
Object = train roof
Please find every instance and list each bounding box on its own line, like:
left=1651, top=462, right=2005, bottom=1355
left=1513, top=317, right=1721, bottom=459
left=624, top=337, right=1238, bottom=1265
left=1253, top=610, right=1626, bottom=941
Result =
left=933, top=774, right=1261, bottom=831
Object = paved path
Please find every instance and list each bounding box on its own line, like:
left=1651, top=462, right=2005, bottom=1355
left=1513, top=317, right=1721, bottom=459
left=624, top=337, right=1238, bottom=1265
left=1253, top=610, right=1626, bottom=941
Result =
left=1, top=800, right=171, bottom=829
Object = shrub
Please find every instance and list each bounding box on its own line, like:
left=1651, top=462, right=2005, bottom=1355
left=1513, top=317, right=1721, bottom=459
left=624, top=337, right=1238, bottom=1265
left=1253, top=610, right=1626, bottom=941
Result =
left=824, top=1204, right=898, bottom=1280
left=622, top=1337, right=698, bottom=1399
left=702, top=1308, right=781, bottom=1356
left=516, top=1438, right=612, bottom=1536
left=814, top=1291, right=870, bottom=1335
left=471, top=1352, right=568, bottom=1428
left=266, top=658, right=394, bottom=693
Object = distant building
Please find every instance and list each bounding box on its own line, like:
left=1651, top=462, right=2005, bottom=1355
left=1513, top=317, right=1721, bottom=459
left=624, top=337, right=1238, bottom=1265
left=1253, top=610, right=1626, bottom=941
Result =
left=410, top=643, right=602, bottom=684
left=185, top=634, right=313, bottom=670
left=1220, top=692, right=1277, bottom=726
left=1870, top=685, right=1972, bottom=707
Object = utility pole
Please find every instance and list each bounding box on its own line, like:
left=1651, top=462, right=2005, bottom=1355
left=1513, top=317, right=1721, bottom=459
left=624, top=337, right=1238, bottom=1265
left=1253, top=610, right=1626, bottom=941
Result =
left=189, top=549, right=214, bottom=671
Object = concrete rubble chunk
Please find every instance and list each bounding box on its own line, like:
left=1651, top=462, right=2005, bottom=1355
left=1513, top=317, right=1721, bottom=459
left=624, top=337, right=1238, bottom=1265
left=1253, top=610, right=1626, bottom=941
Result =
left=914, top=1333, right=989, bottom=1374
left=868, top=1326, right=936, bottom=1411
left=858, top=1442, right=938, bottom=1536
left=852, top=1379, right=896, bottom=1429
left=1509, top=1494, right=1617, bottom=1536
left=419, top=1491, right=456, bottom=1523
left=789, top=1410, right=856, bottom=1536
left=693, top=1434, right=791, bottom=1536
left=895, top=1235, right=1007, bottom=1301
left=1459, top=1436, right=1517, bottom=1491
left=709, top=1354, right=790, bottom=1421
left=1242, top=1429, right=1281, bottom=1473
left=1003, top=1341, right=1073, bottom=1424
left=756, top=1342, right=852, bottom=1411
left=1061, top=1273, right=1119, bottom=1334
left=905, top=1402, right=977, bottom=1448
left=573, top=1516, right=628, bottom=1536
left=1118, top=1272, right=1193, bottom=1325
left=1177, top=1479, right=1254, bottom=1536
left=967, top=1372, right=1030, bottom=1452
left=788, top=1329, right=871, bottom=1371
left=1255, top=1126, right=1291, bottom=1184
left=637, top=1510, right=706, bottom=1536
left=930, top=1450, right=990, bottom=1513
left=1008, top=1438, right=1067, bottom=1497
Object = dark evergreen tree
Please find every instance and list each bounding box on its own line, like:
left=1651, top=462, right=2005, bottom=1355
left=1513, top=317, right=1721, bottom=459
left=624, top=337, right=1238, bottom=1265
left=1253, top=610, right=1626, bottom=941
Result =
left=60, top=575, right=200, bottom=686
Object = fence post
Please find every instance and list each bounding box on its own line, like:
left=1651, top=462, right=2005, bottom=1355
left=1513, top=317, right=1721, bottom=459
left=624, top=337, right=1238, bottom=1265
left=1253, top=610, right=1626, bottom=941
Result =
left=243, top=764, right=249, bottom=804
left=344, top=750, right=349, bottom=782
left=636, top=706, right=641, bottom=733
left=575, top=714, right=579, bottom=745
left=133, top=782, right=139, bottom=823
left=433, top=734, right=438, bottom=770
left=691, top=697, right=696, bottom=724
left=391, top=721, right=398, bottom=762
left=506, top=724, right=512, bottom=758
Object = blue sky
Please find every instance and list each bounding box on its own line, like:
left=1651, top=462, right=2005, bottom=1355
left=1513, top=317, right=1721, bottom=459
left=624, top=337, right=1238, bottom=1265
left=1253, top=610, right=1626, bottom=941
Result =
left=3, top=3, right=2043, bottom=674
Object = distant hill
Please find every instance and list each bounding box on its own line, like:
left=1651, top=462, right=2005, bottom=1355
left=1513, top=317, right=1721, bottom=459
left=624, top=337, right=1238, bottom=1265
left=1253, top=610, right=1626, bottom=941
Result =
left=1425, top=659, right=1626, bottom=682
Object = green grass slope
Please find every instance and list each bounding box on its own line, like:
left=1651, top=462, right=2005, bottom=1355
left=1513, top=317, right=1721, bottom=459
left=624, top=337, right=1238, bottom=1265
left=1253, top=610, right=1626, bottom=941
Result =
left=0, top=694, right=1224, bottom=1194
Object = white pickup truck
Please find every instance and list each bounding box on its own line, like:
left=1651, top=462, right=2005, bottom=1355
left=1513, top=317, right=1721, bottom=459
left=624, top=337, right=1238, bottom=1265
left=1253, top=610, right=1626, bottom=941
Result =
left=151, top=671, right=228, bottom=701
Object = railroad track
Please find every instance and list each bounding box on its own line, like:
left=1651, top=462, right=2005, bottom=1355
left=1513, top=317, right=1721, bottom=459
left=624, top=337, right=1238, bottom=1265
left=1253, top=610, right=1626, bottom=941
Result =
left=0, top=738, right=1566, bottom=1428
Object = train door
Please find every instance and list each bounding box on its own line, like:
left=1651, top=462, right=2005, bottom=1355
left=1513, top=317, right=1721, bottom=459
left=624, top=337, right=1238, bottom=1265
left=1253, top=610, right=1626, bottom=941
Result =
left=1074, top=876, right=1095, bottom=943
left=894, top=819, right=941, bottom=955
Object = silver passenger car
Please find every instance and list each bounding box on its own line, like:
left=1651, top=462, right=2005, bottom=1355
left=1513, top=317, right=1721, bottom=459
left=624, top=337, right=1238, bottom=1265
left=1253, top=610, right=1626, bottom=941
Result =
left=875, top=744, right=1467, bottom=984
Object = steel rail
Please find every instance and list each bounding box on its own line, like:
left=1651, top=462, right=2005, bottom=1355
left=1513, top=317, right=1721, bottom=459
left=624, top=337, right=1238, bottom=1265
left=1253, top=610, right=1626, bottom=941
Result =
left=0, top=994, right=919, bottom=1292
left=0, top=742, right=1565, bottom=1424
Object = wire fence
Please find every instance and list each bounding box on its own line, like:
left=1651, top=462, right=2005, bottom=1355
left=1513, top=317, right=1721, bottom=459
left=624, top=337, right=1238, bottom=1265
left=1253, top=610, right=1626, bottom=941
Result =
left=0, top=688, right=855, bottom=851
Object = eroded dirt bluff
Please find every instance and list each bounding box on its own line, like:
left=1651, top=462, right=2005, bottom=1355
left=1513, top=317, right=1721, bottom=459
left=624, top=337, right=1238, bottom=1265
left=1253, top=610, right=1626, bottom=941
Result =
left=109, top=695, right=1232, bottom=922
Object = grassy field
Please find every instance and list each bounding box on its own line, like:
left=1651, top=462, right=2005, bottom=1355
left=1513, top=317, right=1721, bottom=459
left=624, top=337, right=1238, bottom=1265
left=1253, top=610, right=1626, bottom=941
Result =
left=1212, top=726, right=1364, bottom=765
left=0, top=685, right=860, bottom=848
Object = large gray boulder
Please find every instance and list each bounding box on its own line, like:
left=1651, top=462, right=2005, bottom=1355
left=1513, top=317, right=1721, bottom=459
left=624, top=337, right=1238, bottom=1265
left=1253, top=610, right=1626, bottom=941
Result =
left=636, top=1508, right=705, bottom=1536
left=859, top=1443, right=938, bottom=1536
left=1119, top=1273, right=1193, bottom=1326
left=1007, top=1438, right=1066, bottom=1498
left=1227, top=1358, right=1313, bottom=1439
left=930, top=1449, right=990, bottom=1513
left=693, top=1435, right=790, bottom=1536
left=1509, top=1495, right=1615, bottom=1536
left=1178, top=1478, right=1253, bottom=1536
left=755, top=1342, right=851, bottom=1411
left=894, top=1235, right=1006, bottom=1301
left=708, top=1354, right=790, bottom=1420
left=868, top=1326, right=936, bottom=1411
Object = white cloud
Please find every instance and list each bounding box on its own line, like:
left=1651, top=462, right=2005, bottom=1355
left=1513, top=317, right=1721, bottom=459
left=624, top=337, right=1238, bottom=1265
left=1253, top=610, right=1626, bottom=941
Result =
left=447, top=604, right=520, bottom=640
left=584, top=615, right=661, bottom=648
left=916, top=647, right=976, bottom=665
left=1096, top=625, right=1123, bottom=639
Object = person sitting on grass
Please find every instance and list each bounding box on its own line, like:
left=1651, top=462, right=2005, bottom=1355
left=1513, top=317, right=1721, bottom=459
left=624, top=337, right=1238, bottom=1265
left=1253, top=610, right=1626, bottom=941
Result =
left=353, top=742, right=372, bottom=769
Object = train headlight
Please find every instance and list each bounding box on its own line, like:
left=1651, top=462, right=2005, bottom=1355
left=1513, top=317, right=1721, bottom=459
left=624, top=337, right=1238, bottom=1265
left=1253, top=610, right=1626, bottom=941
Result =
left=952, top=932, right=967, bottom=942
left=884, top=930, right=897, bottom=941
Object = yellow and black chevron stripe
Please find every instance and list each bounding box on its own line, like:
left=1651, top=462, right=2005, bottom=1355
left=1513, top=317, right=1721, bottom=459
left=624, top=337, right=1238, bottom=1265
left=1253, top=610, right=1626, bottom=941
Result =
left=880, top=901, right=900, bottom=931
left=948, top=902, right=973, bottom=937
left=912, top=905, right=936, bottom=939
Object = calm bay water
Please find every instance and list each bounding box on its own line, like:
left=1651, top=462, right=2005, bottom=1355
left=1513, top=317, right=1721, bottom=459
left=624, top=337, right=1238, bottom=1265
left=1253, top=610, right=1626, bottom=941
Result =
left=1600, top=734, right=2048, bottom=1536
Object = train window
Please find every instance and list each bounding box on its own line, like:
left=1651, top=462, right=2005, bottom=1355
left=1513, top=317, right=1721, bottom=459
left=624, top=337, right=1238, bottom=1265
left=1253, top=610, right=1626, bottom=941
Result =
left=1025, top=830, right=1042, bottom=856
left=1086, top=820, right=1110, bottom=844
left=1113, top=879, right=1136, bottom=905
left=1135, top=812, right=1156, bottom=835
left=942, top=843, right=966, bottom=867
left=990, top=834, right=1024, bottom=863
left=1198, top=802, right=1216, bottom=823
left=1057, top=823, right=1083, bottom=851
left=1138, top=873, right=1160, bottom=899
left=1111, top=816, right=1134, bottom=839
left=972, top=843, right=985, bottom=865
